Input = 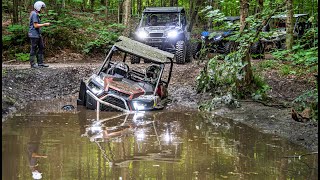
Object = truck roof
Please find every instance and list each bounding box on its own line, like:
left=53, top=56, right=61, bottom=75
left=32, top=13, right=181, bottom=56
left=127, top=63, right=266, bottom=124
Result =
left=143, top=7, right=185, bottom=13
left=114, top=36, right=174, bottom=63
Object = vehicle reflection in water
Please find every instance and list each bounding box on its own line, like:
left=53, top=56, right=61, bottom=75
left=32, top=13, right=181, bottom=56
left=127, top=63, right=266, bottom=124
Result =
left=1, top=102, right=318, bottom=180
left=81, top=112, right=182, bottom=167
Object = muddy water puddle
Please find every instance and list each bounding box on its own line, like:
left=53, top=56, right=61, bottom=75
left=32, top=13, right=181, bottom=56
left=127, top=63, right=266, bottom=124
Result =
left=2, top=98, right=318, bottom=179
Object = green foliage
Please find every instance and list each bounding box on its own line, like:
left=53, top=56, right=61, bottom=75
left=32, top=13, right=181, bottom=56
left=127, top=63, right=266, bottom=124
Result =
left=258, top=60, right=277, bottom=69
left=271, top=26, right=318, bottom=67
left=279, top=65, right=296, bottom=76
left=15, top=53, right=29, bottom=62
left=293, top=88, right=318, bottom=121
left=83, top=23, right=125, bottom=54
left=2, top=25, right=28, bottom=48
left=196, top=54, right=246, bottom=96
left=251, top=75, right=271, bottom=100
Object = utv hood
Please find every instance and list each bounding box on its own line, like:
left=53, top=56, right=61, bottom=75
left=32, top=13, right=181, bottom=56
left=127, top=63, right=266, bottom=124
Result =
left=104, top=77, right=145, bottom=99
left=138, top=26, right=181, bottom=35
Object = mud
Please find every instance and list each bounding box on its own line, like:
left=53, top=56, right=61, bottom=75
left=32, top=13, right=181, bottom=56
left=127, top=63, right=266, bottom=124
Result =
left=2, top=60, right=318, bottom=151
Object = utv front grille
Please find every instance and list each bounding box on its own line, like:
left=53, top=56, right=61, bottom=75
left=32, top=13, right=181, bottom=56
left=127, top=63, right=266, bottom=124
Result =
left=102, top=95, right=127, bottom=110
left=149, top=33, right=163, bottom=37
left=108, top=88, right=130, bottom=98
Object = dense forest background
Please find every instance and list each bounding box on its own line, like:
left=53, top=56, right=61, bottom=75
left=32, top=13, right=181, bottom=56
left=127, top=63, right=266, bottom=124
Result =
left=2, top=0, right=318, bottom=120
left=2, top=0, right=318, bottom=58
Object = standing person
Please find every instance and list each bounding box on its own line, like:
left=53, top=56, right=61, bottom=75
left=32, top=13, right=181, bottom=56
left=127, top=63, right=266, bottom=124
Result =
left=28, top=1, right=50, bottom=68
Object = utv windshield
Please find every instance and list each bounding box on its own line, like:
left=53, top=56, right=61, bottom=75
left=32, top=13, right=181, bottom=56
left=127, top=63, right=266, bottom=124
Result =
left=140, top=13, right=180, bottom=27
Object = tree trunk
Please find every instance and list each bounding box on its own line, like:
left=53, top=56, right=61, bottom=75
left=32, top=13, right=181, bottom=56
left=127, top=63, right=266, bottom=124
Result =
left=105, top=0, right=108, bottom=17
left=137, top=0, right=141, bottom=15
left=62, top=0, right=65, bottom=8
left=286, top=0, right=294, bottom=50
left=188, top=0, right=203, bottom=32
left=239, top=0, right=253, bottom=90
left=123, top=0, right=131, bottom=26
left=90, top=0, right=95, bottom=11
left=118, top=1, right=123, bottom=23
left=255, top=0, right=263, bottom=17
left=12, top=0, right=19, bottom=24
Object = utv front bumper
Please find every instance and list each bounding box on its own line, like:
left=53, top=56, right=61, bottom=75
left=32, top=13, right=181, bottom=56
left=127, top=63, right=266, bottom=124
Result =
left=86, top=90, right=162, bottom=113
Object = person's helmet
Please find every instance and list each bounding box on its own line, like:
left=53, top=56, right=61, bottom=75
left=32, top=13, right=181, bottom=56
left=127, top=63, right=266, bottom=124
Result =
left=34, top=1, right=46, bottom=12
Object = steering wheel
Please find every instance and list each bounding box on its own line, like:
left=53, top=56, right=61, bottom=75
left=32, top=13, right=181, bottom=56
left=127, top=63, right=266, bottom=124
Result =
left=115, top=62, right=129, bottom=72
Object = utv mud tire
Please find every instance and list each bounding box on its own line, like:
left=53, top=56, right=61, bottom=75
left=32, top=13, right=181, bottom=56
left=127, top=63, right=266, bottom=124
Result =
left=85, top=93, right=97, bottom=110
left=191, top=42, right=201, bottom=59
left=223, top=41, right=236, bottom=54
left=131, top=55, right=140, bottom=64
left=185, top=43, right=192, bottom=63
left=77, top=80, right=87, bottom=106
left=250, top=41, right=265, bottom=59
left=144, top=59, right=151, bottom=63
left=175, top=40, right=186, bottom=64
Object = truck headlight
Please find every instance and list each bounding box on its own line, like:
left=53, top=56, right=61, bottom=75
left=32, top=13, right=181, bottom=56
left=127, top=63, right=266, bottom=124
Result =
left=137, top=30, right=148, bottom=39
left=167, top=30, right=178, bottom=38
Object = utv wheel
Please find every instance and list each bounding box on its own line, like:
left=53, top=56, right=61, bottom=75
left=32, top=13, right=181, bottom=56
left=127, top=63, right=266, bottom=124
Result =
left=144, top=59, right=151, bottom=63
left=191, top=42, right=201, bottom=59
left=250, top=41, right=265, bottom=59
left=175, top=40, right=186, bottom=64
left=77, top=80, right=87, bottom=106
left=223, top=41, right=238, bottom=54
left=131, top=55, right=140, bottom=64
left=85, top=93, right=97, bottom=110
left=185, top=43, right=192, bottom=63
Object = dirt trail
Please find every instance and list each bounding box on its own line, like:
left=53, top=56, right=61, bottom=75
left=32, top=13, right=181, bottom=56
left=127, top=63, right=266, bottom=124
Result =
left=2, top=61, right=318, bottom=151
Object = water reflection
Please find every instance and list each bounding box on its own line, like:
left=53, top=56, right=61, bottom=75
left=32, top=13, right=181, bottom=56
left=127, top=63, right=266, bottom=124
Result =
left=2, top=103, right=318, bottom=180
left=27, top=127, right=47, bottom=180
left=81, top=112, right=182, bottom=167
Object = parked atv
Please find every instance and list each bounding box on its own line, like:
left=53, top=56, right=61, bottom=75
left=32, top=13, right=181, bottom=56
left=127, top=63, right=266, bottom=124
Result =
left=77, top=36, right=174, bottom=112
left=196, top=16, right=264, bottom=58
left=261, top=14, right=310, bottom=50
left=131, top=7, right=191, bottom=64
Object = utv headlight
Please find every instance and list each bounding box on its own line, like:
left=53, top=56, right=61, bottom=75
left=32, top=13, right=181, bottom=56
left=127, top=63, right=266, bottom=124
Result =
left=214, top=35, right=222, bottom=41
left=167, top=30, right=178, bottom=38
left=88, top=82, right=103, bottom=95
left=137, top=30, right=148, bottom=39
left=133, top=102, right=147, bottom=111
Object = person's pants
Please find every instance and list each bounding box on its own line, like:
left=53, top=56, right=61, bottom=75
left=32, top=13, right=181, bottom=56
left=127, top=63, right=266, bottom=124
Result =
left=30, top=37, right=44, bottom=56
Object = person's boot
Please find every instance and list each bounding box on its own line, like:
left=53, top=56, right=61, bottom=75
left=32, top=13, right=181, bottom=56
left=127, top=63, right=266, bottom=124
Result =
left=37, top=54, right=49, bottom=67
left=30, top=55, right=39, bottom=68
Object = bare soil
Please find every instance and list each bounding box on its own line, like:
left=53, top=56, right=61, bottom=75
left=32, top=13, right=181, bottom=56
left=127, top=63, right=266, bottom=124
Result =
left=2, top=53, right=318, bottom=151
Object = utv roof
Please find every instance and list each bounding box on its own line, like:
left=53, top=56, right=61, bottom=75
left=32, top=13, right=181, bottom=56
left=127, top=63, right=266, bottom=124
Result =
left=114, top=36, right=174, bottom=63
left=271, top=14, right=308, bottom=19
left=143, top=7, right=185, bottom=13
left=224, top=16, right=240, bottom=21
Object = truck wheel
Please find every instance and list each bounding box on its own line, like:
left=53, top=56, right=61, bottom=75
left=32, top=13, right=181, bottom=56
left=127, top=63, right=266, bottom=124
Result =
left=131, top=55, right=140, bottom=64
left=176, top=40, right=186, bottom=64
left=77, top=80, right=86, bottom=106
left=250, top=41, right=264, bottom=59
left=185, top=43, right=192, bottom=63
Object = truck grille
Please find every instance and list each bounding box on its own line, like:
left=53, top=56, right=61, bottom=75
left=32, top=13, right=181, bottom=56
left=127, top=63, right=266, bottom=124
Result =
left=149, top=33, right=163, bottom=37
left=108, top=88, right=130, bottom=98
